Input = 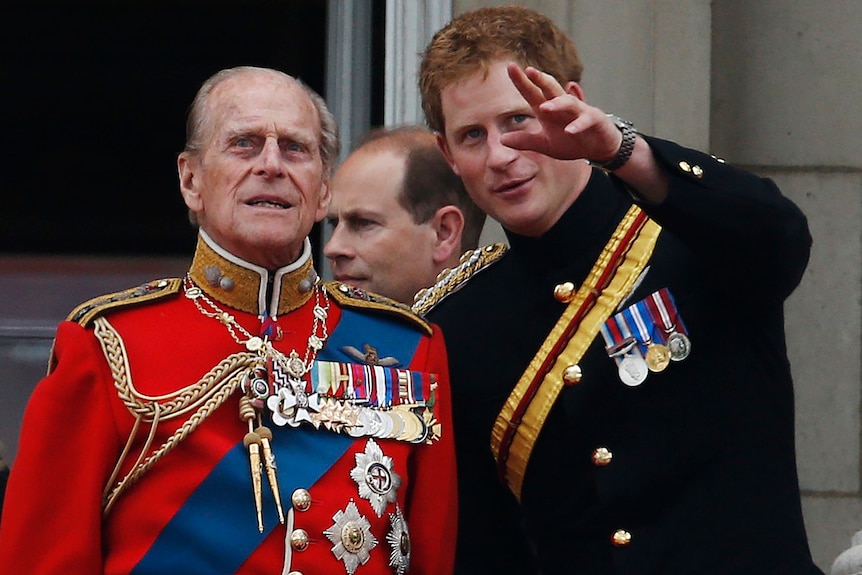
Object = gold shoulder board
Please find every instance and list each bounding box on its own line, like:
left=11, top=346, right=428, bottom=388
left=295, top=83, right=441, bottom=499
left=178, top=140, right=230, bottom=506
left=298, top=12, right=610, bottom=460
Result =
left=68, top=278, right=183, bottom=327
left=412, top=242, right=509, bottom=316
left=325, top=281, right=432, bottom=336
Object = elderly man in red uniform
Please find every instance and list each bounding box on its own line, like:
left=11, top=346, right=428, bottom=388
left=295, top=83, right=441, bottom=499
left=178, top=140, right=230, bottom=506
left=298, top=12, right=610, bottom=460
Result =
left=0, top=66, right=456, bottom=575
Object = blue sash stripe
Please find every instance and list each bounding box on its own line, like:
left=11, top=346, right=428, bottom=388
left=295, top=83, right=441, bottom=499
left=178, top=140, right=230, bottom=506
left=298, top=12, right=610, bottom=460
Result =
left=319, top=308, right=422, bottom=367
left=131, top=428, right=353, bottom=575
left=132, top=308, right=422, bottom=574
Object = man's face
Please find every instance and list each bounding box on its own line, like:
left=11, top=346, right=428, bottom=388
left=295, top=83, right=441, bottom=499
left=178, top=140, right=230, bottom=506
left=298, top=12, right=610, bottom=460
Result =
left=437, top=60, right=584, bottom=237
left=324, top=148, right=439, bottom=304
left=178, top=71, right=329, bottom=269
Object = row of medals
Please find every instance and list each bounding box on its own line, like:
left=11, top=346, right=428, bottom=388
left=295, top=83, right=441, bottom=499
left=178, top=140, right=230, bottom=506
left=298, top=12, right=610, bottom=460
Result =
left=243, top=352, right=433, bottom=444
left=613, top=330, right=691, bottom=387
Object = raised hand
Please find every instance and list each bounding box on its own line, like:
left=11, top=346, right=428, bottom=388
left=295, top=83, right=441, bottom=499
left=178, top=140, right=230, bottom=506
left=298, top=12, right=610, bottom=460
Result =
left=501, top=63, right=622, bottom=164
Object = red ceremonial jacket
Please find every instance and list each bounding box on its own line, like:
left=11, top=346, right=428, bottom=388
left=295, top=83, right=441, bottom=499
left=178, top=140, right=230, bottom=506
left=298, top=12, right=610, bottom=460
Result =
left=0, top=232, right=457, bottom=575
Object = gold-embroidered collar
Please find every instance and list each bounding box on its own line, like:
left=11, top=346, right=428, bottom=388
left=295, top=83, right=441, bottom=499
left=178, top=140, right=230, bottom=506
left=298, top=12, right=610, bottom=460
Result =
left=187, top=230, right=318, bottom=316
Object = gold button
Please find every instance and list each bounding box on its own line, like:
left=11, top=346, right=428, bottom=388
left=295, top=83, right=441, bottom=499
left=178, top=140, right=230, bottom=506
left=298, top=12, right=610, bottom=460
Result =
left=554, top=281, right=576, bottom=303
left=292, top=488, right=312, bottom=511
left=692, top=165, right=704, bottom=178
left=678, top=161, right=691, bottom=172
left=563, top=364, right=582, bottom=386
left=612, top=529, right=632, bottom=547
left=290, top=528, right=309, bottom=551
left=592, top=447, right=613, bottom=466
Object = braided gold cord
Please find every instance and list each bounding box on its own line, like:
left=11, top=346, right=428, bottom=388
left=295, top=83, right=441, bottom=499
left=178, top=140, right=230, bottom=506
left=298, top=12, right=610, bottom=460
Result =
left=103, top=370, right=246, bottom=514
left=93, top=317, right=261, bottom=514
left=94, top=318, right=261, bottom=420
left=412, top=242, right=508, bottom=315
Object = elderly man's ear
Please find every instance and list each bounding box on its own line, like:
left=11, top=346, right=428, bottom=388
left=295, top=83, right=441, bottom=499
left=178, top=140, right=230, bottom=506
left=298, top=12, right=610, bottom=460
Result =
left=177, top=153, right=203, bottom=212
left=315, top=179, right=332, bottom=221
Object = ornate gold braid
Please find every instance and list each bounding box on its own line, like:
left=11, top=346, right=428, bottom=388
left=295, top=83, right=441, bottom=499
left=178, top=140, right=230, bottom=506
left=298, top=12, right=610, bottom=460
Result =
left=412, top=242, right=508, bottom=315
left=93, top=317, right=262, bottom=514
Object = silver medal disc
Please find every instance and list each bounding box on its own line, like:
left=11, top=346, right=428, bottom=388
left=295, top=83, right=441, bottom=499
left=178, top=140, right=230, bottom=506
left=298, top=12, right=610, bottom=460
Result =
left=618, top=353, right=649, bottom=386
left=667, top=331, right=692, bottom=361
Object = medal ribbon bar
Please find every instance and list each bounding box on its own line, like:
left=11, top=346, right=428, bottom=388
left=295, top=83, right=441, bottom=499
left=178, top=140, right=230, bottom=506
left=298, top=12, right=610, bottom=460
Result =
left=311, top=360, right=431, bottom=407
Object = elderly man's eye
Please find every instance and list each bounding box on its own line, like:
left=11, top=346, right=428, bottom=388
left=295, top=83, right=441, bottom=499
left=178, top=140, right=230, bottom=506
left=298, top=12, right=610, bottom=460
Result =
left=283, top=141, right=306, bottom=153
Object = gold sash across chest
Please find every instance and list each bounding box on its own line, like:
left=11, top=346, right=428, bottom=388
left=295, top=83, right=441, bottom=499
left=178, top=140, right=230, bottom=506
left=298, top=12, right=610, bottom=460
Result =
left=491, top=205, right=661, bottom=500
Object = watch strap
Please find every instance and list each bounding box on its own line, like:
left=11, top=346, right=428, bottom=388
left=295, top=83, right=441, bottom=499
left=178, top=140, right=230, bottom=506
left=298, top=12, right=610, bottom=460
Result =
left=592, top=114, right=636, bottom=172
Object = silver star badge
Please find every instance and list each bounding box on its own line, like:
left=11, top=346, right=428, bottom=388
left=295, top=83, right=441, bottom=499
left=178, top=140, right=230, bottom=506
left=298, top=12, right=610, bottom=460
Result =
left=386, top=506, right=411, bottom=575
left=350, top=438, right=402, bottom=517
left=324, top=500, right=378, bottom=575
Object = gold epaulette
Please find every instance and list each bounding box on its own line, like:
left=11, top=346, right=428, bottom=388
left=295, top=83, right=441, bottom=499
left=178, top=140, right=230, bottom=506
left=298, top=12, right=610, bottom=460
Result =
left=67, top=278, right=183, bottom=327
left=412, top=242, right=509, bottom=316
left=325, top=281, right=432, bottom=336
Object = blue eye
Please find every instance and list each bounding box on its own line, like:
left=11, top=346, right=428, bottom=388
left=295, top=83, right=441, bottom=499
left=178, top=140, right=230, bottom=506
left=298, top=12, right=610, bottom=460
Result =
left=463, top=127, right=484, bottom=141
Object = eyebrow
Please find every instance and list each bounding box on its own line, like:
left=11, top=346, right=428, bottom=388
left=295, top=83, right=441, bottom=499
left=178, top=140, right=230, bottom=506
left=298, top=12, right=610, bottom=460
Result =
left=223, top=124, right=316, bottom=148
left=340, top=207, right=381, bottom=221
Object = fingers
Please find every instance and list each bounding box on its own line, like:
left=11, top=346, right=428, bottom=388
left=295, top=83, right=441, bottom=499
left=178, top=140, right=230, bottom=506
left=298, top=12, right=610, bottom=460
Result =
left=506, top=63, right=567, bottom=105
left=506, top=63, right=546, bottom=107
left=563, top=106, right=609, bottom=136
left=523, top=66, right=566, bottom=99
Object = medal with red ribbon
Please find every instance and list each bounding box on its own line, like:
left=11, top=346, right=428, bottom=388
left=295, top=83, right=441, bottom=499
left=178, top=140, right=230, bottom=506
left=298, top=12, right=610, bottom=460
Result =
left=602, top=287, right=692, bottom=384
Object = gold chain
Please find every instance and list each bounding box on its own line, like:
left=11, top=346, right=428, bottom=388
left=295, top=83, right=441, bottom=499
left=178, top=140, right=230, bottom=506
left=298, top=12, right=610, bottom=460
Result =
left=183, top=274, right=330, bottom=376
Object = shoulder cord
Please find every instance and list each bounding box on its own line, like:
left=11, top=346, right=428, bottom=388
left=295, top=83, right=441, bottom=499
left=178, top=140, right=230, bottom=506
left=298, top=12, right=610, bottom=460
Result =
left=92, top=317, right=261, bottom=515
left=412, top=242, right=508, bottom=315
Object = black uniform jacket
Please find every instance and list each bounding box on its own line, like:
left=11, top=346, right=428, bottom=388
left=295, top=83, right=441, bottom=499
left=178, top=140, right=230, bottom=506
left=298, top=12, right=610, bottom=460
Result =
left=428, top=137, right=823, bottom=575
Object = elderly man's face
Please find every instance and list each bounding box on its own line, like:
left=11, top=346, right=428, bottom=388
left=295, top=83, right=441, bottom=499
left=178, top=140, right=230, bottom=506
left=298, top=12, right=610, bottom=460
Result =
left=179, top=70, right=330, bottom=269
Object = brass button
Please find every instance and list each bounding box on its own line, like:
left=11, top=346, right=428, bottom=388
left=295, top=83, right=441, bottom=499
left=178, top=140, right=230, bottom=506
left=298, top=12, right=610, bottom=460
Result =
left=554, top=281, right=576, bottom=303
left=292, top=488, right=312, bottom=511
left=678, top=160, right=691, bottom=173
left=612, top=529, right=632, bottom=547
left=290, top=528, right=310, bottom=551
left=692, top=165, right=704, bottom=178
left=562, top=364, right=582, bottom=386
left=592, top=447, right=613, bottom=466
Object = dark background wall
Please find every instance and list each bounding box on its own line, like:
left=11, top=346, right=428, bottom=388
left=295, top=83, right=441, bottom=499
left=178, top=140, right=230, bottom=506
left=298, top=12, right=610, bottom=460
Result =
left=2, top=0, right=329, bottom=257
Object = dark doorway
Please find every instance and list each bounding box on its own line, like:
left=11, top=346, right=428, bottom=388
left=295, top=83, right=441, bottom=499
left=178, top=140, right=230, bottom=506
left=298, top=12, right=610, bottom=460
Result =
left=2, top=1, right=329, bottom=257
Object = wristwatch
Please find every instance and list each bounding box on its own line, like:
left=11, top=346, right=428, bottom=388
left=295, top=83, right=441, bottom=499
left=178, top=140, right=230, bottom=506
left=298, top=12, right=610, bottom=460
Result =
left=592, top=114, right=636, bottom=172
